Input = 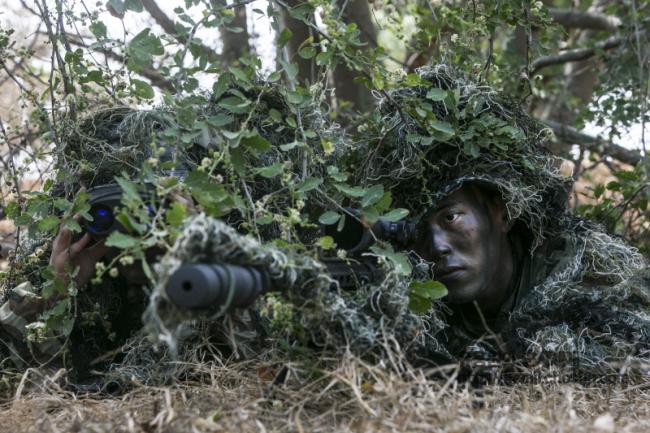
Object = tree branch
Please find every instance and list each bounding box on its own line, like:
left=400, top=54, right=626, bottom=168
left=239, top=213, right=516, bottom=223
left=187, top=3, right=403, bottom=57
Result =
left=531, top=35, right=621, bottom=73
left=543, top=119, right=643, bottom=166
left=65, top=34, right=175, bottom=91
left=548, top=8, right=621, bottom=32
left=141, top=0, right=219, bottom=61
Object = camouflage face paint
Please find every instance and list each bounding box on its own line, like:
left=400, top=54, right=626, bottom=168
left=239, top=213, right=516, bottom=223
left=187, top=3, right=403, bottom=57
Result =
left=417, top=184, right=514, bottom=313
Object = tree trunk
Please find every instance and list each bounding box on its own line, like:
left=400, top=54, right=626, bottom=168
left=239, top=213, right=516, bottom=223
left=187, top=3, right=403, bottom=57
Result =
left=280, top=0, right=316, bottom=83
left=211, top=0, right=251, bottom=66
left=332, top=0, right=376, bottom=112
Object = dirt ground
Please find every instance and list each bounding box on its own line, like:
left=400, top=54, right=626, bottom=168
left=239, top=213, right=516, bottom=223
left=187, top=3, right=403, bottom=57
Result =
left=1, top=359, right=649, bottom=433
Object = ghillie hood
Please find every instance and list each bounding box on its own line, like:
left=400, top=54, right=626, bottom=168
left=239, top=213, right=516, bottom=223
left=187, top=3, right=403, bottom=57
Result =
left=363, top=64, right=573, bottom=251
left=57, top=107, right=183, bottom=191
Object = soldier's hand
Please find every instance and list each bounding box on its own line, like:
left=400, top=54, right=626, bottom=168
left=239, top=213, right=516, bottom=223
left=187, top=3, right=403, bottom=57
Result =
left=49, top=215, right=111, bottom=288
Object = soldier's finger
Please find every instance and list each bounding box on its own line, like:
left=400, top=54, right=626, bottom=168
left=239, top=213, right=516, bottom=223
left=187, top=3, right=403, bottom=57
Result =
left=69, top=233, right=91, bottom=256
left=87, top=240, right=110, bottom=262
left=52, top=222, right=72, bottom=253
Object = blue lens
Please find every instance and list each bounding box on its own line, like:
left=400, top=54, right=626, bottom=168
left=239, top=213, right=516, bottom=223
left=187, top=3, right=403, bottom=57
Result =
left=88, top=204, right=114, bottom=234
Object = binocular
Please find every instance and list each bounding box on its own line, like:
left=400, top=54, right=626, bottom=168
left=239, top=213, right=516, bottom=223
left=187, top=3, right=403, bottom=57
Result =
left=84, top=183, right=157, bottom=238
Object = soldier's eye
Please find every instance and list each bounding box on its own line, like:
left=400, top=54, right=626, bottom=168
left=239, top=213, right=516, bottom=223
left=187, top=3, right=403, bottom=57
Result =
left=445, top=212, right=460, bottom=223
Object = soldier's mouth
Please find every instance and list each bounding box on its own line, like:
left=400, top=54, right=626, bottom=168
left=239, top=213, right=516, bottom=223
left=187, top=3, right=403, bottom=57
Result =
left=435, top=267, right=465, bottom=280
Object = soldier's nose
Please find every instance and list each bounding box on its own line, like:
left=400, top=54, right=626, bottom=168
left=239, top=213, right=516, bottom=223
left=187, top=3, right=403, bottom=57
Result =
left=431, top=228, right=452, bottom=259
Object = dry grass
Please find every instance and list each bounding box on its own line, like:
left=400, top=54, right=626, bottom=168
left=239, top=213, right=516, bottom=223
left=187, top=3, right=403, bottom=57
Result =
left=2, top=356, right=649, bottom=433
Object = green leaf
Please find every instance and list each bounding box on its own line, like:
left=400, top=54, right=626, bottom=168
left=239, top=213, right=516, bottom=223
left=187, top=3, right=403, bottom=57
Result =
left=229, top=147, right=246, bottom=175
left=361, top=184, right=384, bottom=207
left=362, top=205, right=379, bottom=224
left=408, top=294, right=432, bottom=314
left=375, top=191, right=392, bottom=212
left=318, top=211, right=341, bottom=225
left=116, top=177, right=141, bottom=203
left=105, top=231, right=138, bottom=249
left=177, top=106, right=197, bottom=128
left=206, top=113, right=234, bottom=128
left=369, top=246, right=412, bottom=275
left=218, top=96, right=251, bottom=114
left=298, top=46, right=317, bottom=59
left=90, top=22, right=107, bottom=39
left=428, top=119, right=455, bottom=137
left=64, top=218, right=82, bottom=233
left=408, top=280, right=447, bottom=314
left=125, top=0, right=143, bottom=12
left=410, top=280, right=448, bottom=300
left=463, top=141, right=480, bottom=158
left=278, top=28, right=293, bottom=48
left=267, top=71, right=281, bottom=82
left=279, top=141, right=302, bottom=151
left=381, top=208, right=409, bottom=222
left=229, top=66, right=252, bottom=85
left=255, top=162, right=284, bottom=178
left=186, top=171, right=233, bottom=216
left=279, top=59, right=298, bottom=81
left=297, top=177, right=322, bottom=193
left=315, top=51, right=331, bottom=66
left=327, top=165, right=348, bottom=182
left=241, top=133, right=272, bottom=154
left=166, top=202, right=186, bottom=227
left=127, top=29, right=164, bottom=71
left=268, top=108, right=283, bottom=123
left=212, top=74, right=231, bottom=99
left=335, top=183, right=366, bottom=198
left=317, top=235, right=336, bottom=250
left=108, top=0, right=125, bottom=16
left=426, top=88, right=446, bottom=101
left=130, top=79, right=154, bottom=99
left=38, top=216, right=60, bottom=233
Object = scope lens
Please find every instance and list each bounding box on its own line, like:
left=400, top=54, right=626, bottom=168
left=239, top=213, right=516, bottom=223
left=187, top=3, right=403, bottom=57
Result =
left=322, top=216, right=365, bottom=251
left=87, top=204, right=115, bottom=235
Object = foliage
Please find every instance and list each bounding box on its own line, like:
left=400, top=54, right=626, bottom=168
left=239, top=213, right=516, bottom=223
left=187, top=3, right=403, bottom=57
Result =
left=0, top=0, right=648, bottom=375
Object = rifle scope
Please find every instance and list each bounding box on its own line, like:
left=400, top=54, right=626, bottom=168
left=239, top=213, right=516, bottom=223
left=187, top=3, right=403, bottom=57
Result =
left=166, top=264, right=271, bottom=310
left=321, top=209, right=418, bottom=254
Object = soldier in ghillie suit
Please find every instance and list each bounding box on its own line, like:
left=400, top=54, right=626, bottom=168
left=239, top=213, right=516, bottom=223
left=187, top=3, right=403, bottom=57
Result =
left=0, top=80, right=341, bottom=390
left=346, top=64, right=650, bottom=379
left=0, top=107, right=188, bottom=389
left=148, top=65, right=649, bottom=383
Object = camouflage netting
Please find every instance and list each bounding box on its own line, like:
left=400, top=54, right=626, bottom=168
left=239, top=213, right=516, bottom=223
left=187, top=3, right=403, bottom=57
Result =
left=3, top=67, right=649, bottom=389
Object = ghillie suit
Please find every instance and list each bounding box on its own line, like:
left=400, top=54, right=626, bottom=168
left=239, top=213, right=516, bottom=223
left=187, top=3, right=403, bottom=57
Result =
left=0, top=78, right=345, bottom=390
left=0, top=107, right=189, bottom=386
left=354, top=64, right=650, bottom=380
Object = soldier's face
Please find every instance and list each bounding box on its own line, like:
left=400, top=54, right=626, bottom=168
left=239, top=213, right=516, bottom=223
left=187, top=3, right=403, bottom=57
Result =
left=416, top=185, right=513, bottom=307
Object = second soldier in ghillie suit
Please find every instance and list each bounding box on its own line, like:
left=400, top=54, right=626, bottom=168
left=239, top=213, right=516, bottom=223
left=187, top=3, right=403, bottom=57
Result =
left=149, top=65, right=650, bottom=383
left=0, top=79, right=342, bottom=391
left=0, top=107, right=191, bottom=390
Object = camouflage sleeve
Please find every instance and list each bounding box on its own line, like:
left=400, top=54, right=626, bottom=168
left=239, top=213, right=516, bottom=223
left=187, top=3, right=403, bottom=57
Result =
left=507, top=273, right=650, bottom=380
left=0, top=281, right=65, bottom=369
